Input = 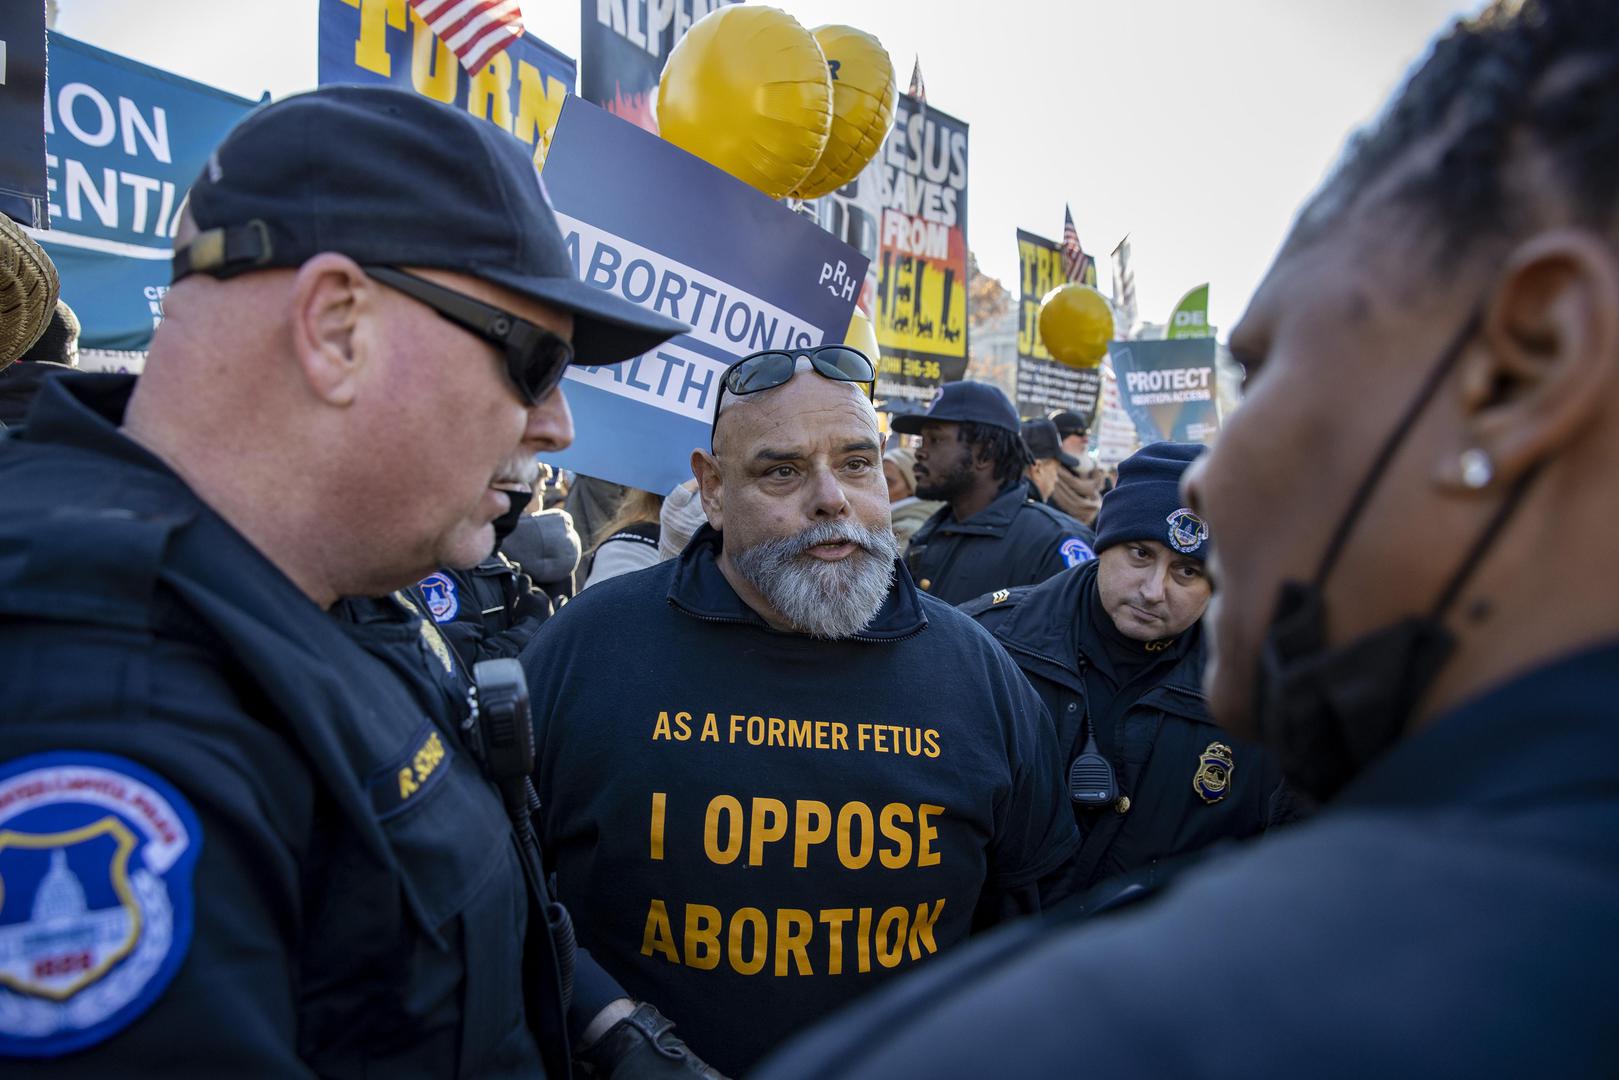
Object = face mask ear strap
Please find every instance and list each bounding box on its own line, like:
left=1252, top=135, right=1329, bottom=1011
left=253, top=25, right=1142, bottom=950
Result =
left=1428, top=458, right=1544, bottom=623
left=1312, top=308, right=1484, bottom=589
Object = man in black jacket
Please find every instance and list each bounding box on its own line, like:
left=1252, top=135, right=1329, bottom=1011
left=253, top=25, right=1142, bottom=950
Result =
left=964, top=443, right=1294, bottom=898
left=521, top=356, right=1079, bottom=1075
left=898, top=381, right=1095, bottom=604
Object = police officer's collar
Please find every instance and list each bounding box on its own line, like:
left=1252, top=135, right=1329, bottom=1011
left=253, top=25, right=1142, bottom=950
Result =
left=667, top=524, right=930, bottom=641
left=15, top=372, right=179, bottom=476
left=931, top=480, right=1035, bottom=536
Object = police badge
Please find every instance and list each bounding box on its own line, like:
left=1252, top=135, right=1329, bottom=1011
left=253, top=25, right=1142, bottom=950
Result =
left=1164, top=508, right=1210, bottom=555
left=0, top=752, right=201, bottom=1057
left=1192, top=741, right=1235, bottom=804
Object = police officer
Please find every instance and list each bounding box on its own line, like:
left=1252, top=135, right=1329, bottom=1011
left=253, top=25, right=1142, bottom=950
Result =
left=963, top=443, right=1295, bottom=898
left=0, top=86, right=690, bottom=1074
left=898, top=381, right=1096, bottom=604
left=1045, top=410, right=1105, bottom=525
left=521, top=350, right=1079, bottom=1075
left=419, top=485, right=556, bottom=669
left=755, top=1, right=1619, bottom=1073
left=1019, top=417, right=1081, bottom=504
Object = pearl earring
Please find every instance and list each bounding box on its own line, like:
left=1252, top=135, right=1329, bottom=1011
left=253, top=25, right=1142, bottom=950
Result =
left=1459, top=448, right=1493, bottom=490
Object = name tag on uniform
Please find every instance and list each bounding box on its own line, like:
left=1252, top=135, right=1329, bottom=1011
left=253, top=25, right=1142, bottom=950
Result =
left=368, top=723, right=455, bottom=820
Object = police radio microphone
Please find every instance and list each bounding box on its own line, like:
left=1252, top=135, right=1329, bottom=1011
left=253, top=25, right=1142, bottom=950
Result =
left=1069, top=724, right=1119, bottom=807
left=466, top=659, right=534, bottom=813
left=466, top=660, right=577, bottom=1013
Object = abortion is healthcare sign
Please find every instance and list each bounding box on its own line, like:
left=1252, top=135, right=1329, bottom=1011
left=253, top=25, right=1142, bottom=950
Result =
left=541, top=99, right=868, bottom=495
left=318, top=0, right=575, bottom=160
left=32, top=34, right=260, bottom=351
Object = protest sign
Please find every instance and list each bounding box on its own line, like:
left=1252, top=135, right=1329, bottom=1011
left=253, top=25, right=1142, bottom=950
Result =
left=1093, top=361, right=1139, bottom=466
left=1110, top=234, right=1137, bottom=334
left=871, top=96, right=969, bottom=401
left=0, top=3, right=48, bottom=227
left=540, top=98, right=867, bottom=495
left=318, top=0, right=575, bottom=159
left=1106, top=337, right=1220, bottom=445
left=1167, top=282, right=1211, bottom=339
left=1015, top=229, right=1100, bottom=421
left=580, top=0, right=740, bottom=133
left=29, top=33, right=259, bottom=354
left=809, top=93, right=969, bottom=403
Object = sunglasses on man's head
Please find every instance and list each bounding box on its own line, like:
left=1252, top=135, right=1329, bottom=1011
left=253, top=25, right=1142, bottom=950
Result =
left=363, top=266, right=573, bottom=406
left=710, top=345, right=876, bottom=445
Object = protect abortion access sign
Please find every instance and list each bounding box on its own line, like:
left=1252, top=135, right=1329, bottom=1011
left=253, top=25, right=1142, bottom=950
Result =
left=1106, top=337, right=1221, bottom=445
left=541, top=98, right=868, bottom=495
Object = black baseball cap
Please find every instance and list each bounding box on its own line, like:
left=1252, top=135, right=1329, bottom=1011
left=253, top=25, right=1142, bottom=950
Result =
left=170, top=85, right=686, bottom=365
left=1020, top=418, right=1081, bottom=469
left=1049, top=410, right=1090, bottom=440
left=891, top=380, right=1019, bottom=435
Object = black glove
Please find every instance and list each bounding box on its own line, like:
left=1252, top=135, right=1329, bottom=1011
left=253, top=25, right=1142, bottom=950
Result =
left=508, top=569, right=553, bottom=624
left=576, top=1003, right=728, bottom=1080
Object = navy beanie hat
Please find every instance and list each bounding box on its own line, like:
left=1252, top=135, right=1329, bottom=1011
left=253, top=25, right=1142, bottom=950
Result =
left=1093, top=442, right=1211, bottom=561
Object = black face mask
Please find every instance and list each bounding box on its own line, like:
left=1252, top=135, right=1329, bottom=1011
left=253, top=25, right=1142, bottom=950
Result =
left=1252, top=310, right=1542, bottom=803
left=492, top=489, right=529, bottom=548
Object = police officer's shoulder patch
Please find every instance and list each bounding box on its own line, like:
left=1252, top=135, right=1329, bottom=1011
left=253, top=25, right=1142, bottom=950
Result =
left=1059, top=536, right=1096, bottom=568
left=418, top=571, right=460, bottom=624
left=0, top=751, right=201, bottom=1058
left=960, top=585, right=1030, bottom=619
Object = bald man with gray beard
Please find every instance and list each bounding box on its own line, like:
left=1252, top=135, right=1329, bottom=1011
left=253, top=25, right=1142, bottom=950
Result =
left=519, top=351, right=1079, bottom=1075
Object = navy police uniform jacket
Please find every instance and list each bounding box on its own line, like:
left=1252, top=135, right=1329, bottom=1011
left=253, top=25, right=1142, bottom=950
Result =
left=963, top=560, right=1295, bottom=894
left=905, top=480, right=1096, bottom=605
left=419, top=552, right=551, bottom=671
left=521, top=525, right=1081, bottom=1075
left=0, top=375, right=564, bottom=1076
left=754, top=643, right=1619, bottom=1078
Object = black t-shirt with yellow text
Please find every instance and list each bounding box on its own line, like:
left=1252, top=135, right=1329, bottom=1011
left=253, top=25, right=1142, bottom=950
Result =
left=522, top=527, right=1079, bottom=1074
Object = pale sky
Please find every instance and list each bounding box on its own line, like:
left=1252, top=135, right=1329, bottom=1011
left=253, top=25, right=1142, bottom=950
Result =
left=55, top=0, right=1489, bottom=336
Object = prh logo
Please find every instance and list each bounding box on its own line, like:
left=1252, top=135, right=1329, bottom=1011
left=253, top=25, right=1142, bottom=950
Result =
left=819, top=259, right=857, bottom=302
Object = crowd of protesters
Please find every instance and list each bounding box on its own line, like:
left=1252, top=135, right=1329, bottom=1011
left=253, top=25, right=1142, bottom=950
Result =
left=2, top=0, right=1618, bottom=1075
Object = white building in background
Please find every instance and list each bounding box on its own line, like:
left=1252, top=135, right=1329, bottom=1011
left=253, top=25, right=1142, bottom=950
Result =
left=964, top=304, right=1019, bottom=404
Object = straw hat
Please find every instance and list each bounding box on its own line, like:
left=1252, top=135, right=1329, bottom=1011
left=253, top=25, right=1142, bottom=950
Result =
left=0, top=214, right=61, bottom=366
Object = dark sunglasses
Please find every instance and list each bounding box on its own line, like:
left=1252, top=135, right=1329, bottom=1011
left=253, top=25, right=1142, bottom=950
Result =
left=710, top=345, right=876, bottom=444
left=362, top=266, right=574, bottom=406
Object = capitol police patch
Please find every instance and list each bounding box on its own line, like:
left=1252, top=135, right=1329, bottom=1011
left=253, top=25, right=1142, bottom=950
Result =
left=1059, top=536, right=1096, bottom=568
left=418, top=571, right=460, bottom=624
left=1165, top=508, right=1209, bottom=555
left=0, top=752, right=200, bottom=1058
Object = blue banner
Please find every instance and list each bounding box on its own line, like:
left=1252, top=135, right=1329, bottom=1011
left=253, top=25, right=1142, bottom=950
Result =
left=0, top=3, right=48, bottom=226
left=318, top=0, right=575, bottom=159
left=541, top=98, right=868, bottom=495
left=1106, top=338, right=1221, bottom=445
left=30, top=34, right=260, bottom=352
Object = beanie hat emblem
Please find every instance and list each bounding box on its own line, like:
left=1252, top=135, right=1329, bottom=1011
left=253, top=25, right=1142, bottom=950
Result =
left=1165, top=508, right=1209, bottom=554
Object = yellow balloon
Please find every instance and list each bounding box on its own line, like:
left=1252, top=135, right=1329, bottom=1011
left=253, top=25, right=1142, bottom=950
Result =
left=791, top=26, right=895, bottom=199
left=657, top=6, right=832, bottom=199
left=845, top=309, right=880, bottom=367
left=1038, top=283, right=1115, bottom=369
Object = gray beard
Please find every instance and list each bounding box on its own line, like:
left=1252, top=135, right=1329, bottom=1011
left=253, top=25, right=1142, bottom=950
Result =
left=732, top=519, right=899, bottom=640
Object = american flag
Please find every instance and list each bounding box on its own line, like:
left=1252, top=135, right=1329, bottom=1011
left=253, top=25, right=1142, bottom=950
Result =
left=407, top=0, right=525, bottom=75
left=908, top=56, right=926, bottom=103
left=1061, top=204, right=1096, bottom=285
